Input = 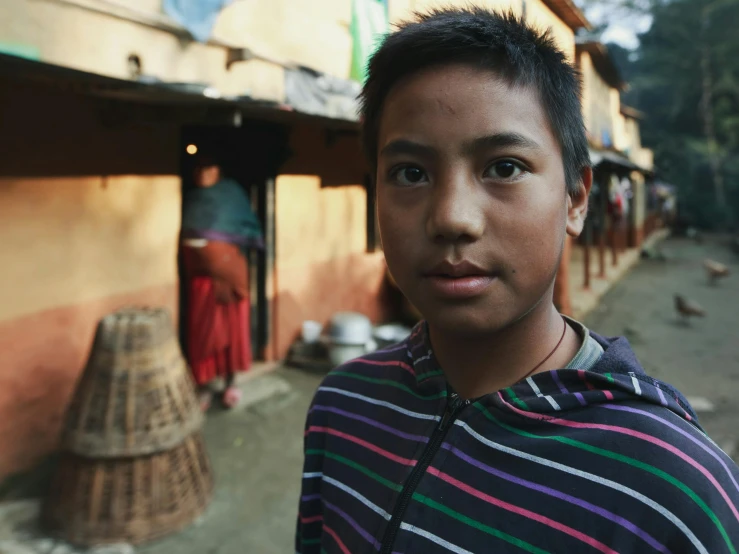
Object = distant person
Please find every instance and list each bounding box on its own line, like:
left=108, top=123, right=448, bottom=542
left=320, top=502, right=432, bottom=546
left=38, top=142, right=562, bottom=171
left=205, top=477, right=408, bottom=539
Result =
left=296, top=9, right=739, bottom=553
left=180, top=154, right=263, bottom=410
left=663, top=195, right=676, bottom=226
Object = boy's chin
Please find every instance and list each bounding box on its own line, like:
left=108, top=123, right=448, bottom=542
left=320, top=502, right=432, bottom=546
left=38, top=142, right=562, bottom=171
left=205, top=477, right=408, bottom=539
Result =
left=423, top=303, right=520, bottom=338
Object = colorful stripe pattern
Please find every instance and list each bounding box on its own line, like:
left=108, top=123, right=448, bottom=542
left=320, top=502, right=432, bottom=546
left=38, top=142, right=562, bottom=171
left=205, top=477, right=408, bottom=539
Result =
left=296, top=324, right=739, bottom=553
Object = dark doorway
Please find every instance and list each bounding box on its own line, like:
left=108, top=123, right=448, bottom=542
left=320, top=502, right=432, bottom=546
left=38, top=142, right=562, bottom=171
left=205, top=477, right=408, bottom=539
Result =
left=178, top=122, right=289, bottom=362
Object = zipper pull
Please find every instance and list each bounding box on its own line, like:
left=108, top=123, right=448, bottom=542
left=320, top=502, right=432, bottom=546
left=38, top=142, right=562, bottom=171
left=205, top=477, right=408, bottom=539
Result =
left=439, top=393, right=466, bottom=430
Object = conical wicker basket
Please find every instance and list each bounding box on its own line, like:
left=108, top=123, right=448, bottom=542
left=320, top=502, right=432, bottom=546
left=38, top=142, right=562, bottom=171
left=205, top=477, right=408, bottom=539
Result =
left=61, top=307, right=203, bottom=458
left=44, top=433, right=213, bottom=545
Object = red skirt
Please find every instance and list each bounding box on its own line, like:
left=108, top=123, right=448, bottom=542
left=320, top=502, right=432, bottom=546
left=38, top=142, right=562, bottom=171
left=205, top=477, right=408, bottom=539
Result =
left=185, top=275, right=252, bottom=386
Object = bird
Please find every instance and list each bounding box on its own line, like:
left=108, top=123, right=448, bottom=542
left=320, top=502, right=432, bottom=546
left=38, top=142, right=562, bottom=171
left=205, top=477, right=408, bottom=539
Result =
left=674, top=294, right=706, bottom=324
left=703, top=258, right=730, bottom=285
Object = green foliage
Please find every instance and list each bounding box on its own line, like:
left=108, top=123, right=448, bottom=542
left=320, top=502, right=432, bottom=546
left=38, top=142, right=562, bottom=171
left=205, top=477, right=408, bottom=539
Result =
left=592, top=0, right=739, bottom=228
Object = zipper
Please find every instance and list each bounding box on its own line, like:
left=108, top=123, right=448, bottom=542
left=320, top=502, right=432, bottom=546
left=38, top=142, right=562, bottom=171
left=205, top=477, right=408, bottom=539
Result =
left=379, top=391, right=470, bottom=554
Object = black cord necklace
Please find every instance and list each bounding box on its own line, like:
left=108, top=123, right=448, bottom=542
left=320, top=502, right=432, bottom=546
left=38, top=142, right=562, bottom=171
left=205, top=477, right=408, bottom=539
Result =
left=520, top=316, right=568, bottom=381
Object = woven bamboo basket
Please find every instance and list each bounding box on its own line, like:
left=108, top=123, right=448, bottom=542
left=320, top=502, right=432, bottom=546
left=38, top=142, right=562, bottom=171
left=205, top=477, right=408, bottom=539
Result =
left=62, top=307, right=203, bottom=458
left=44, top=433, right=213, bottom=546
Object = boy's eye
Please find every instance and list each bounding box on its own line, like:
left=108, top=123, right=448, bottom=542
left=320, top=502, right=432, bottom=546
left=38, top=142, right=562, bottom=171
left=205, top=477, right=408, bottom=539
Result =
left=485, top=161, right=524, bottom=180
left=391, top=166, right=428, bottom=186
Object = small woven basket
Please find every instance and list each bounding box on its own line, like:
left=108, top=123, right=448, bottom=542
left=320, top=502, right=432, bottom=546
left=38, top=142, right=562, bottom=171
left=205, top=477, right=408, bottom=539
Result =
left=61, top=307, right=203, bottom=458
left=44, top=433, right=213, bottom=545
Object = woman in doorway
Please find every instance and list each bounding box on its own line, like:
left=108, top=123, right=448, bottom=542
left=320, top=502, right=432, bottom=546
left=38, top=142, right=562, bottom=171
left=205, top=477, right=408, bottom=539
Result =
left=180, top=154, right=264, bottom=410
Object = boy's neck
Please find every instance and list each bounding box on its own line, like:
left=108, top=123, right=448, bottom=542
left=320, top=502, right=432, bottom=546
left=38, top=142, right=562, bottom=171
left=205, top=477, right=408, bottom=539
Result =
left=428, top=303, right=582, bottom=399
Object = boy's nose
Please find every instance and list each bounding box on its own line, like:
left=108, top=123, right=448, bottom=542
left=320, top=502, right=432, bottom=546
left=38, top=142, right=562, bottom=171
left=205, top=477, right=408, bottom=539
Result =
left=425, top=173, right=485, bottom=244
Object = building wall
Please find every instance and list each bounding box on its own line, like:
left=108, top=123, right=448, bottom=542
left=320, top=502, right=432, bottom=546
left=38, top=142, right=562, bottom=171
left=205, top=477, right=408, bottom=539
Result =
left=633, top=147, right=654, bottom=171
left=0, top=84, right=182, bottom=481
left=2, top=0, right=577, bottom=93
left=622, top=118, right=653, bottom=245
left=613, top=107, right=628, bottom=154
left=215, top=0, right=352, bottom=80
left=274, top=176, right=387, bottom=358
left=615, top=113, right=632, bottom=155
left=0, top=177, right=180, bottom=322
left=622, top=115, right=654, bottom=168
left=274, top=125, right=388, bottom=359
left=579, top=51, right=616, bottom=148
left=0, top=178, right=180, bottom=481
left=525, top=0, right=577, bottom=60
left=624, top=116, right=642, bottom=152
left=0, top=0, right=356, bottom=102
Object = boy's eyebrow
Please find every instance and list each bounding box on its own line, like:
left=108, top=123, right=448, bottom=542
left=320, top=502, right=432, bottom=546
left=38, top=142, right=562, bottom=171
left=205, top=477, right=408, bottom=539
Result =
left=379, top=133, right=543, bottom=159
left=462, top=132, right=543, bottom=155
left=379, top=139, right=434, bottom=159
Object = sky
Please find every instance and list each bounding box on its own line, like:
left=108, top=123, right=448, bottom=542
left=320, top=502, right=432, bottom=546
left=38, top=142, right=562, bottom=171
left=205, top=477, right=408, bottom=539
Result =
left=578, top=3, right=654, bottom=49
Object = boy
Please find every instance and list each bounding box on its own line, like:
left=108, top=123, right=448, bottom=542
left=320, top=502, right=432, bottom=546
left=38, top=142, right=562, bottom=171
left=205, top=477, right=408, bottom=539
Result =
left=297, top=9, right=739, bottom=553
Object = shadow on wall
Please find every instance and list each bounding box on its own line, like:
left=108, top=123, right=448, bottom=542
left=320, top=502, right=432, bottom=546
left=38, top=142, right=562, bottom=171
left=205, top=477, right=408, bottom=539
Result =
left=281, top=124, right=367, bottom=187
left=0, top=82, right=180, bottom=178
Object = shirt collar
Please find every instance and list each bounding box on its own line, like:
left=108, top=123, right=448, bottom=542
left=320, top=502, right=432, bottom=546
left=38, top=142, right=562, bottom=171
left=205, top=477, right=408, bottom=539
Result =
left=406, top=321, right=446, bottom=385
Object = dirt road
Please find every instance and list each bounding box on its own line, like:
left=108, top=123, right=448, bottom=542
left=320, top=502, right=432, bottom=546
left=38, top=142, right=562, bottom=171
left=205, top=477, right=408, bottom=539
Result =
left=584, top=234, right=739, bottom=456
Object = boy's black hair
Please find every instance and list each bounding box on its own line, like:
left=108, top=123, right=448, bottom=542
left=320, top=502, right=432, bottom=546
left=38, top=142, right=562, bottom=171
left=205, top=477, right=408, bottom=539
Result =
left=360, top=8, right=590, bottom=194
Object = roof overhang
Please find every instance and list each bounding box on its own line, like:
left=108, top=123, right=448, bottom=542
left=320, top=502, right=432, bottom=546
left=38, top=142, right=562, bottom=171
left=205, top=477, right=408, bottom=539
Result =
left=542, top=0, right=592, bottom=31
left=620, top=104, right=646, bottom=120
left=0, top=53, right=360, bottom=131
left=589, top=147, right=648, bottom=173
left=576, top=41, right=626, bottom=91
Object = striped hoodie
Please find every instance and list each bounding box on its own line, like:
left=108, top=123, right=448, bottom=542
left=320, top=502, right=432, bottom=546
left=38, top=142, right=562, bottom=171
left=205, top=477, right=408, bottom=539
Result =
left=296, top=323, right=739, bottom=553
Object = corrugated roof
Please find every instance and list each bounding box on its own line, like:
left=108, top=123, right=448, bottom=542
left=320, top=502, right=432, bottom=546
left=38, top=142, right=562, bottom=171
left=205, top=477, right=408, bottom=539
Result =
left=542, top=0, right=592, bottom=30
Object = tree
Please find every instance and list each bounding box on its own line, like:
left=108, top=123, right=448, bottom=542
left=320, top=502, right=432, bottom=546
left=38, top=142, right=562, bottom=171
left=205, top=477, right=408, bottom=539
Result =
left=575, top=0, right=656, bottom=36
left=604, top=0, right=739, bottom=228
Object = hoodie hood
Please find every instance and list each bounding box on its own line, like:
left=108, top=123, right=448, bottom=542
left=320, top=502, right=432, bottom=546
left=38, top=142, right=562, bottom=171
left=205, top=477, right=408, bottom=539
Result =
left=407, top=323, right=702, bottom=431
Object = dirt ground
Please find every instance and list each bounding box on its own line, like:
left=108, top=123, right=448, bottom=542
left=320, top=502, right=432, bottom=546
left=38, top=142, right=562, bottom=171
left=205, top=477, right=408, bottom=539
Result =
left=2, top=234, right=737, bottom=554
left=583, top=234, right=739, bottom=453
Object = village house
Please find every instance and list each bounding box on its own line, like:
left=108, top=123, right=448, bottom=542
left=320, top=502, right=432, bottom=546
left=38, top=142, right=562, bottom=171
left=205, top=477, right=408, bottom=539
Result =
left=0, top=0, right=589, bottom=483
left=574, top=38, right=656, bottom=291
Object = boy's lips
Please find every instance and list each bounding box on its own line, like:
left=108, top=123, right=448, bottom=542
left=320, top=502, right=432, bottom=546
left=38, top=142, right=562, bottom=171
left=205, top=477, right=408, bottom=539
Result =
left=421, top=260, right=497, bottom=299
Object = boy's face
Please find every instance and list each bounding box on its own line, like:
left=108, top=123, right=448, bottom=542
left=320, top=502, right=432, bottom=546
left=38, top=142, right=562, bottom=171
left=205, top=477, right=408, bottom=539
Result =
left=376, top=64, right=589, bottom=336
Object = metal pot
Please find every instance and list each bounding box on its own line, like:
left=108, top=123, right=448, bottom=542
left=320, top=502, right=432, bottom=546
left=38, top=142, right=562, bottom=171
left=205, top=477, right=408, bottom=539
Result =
left=327, top=312, right=372, bottom=346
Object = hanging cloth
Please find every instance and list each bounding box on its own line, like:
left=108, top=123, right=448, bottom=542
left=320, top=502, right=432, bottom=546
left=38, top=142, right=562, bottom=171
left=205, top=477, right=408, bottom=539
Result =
left=349, top=0, right=388, bottom=83
left=163, top=0, right=234, bottom=43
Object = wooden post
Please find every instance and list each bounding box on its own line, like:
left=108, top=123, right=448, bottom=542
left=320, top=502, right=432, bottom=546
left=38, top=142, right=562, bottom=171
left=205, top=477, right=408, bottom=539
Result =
left=554, top=236, right=572, bottom=316
left=598, top=180, right=607, bottom=278
left=610, top=218, right=618, bottom=267
left=583, top=217, right=592, bottom=290
left=619, top=218, right=627, bottom=254
left=258, top=177, right=277, bottom=362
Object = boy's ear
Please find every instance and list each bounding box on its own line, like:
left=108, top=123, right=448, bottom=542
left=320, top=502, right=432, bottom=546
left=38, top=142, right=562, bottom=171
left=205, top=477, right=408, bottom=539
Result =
left=566, top=166, right=593, bottom=238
